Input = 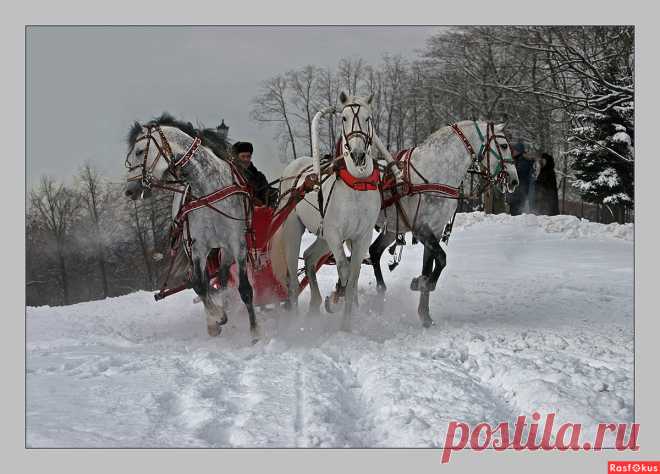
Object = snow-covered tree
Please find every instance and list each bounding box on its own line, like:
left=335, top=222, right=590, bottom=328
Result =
left=567, top=31, right=634, bottom=223
left=568, top=106, right=633, bottom=221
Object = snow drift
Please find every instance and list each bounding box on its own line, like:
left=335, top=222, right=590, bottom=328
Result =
left=27, top=213, right=634, bottom=447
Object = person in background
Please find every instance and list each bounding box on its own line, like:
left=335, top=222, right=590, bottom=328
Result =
left=231, top=141, right=276, bottom=206
left=507, top=141, right=533, bottom=215
left=533, top=152, right=560, bottom=216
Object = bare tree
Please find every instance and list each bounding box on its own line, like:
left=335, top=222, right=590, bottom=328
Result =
left=287, top=65, right=320, bottom=156
left=251, top=75, right=298, bottom=162
left=315, top=66, right=341, bottom=154
left=77, top=163, right=111, bottom=298
left=380, top=54, right=410, bottom=150
left=129, top=200, right=156, bottom=289
left=337, top=57, right=367, bottom=96
left=30, top=177, right=81, bottom=305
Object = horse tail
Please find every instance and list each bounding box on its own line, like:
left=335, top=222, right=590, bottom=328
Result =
left=269, top=222, right=288, bottom=287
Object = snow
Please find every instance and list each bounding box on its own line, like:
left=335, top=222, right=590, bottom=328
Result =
left=611, top=131, right=631, bottom=146
left=27, top=213, right=633, bottom=448
left=603, top=193, right=632, bottom=205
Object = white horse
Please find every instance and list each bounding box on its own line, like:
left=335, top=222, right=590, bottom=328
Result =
left=124, top=116, right=260, bottom=341
left=366, top=120, right=519, bottom=327
left=270, top=92, right=385, bottom=330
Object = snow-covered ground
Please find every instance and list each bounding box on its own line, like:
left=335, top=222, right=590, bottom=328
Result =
left=26, top=213, right=634, bottom=448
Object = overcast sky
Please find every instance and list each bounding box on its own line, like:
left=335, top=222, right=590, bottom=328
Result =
left=26, top=26, right=442, bottom=188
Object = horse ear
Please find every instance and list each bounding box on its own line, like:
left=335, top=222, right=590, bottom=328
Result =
left=496, top=113, right=509, bottom=132
left=339, top=90, right=349, bottom=105
left=366, top=92, right=374, bottom=105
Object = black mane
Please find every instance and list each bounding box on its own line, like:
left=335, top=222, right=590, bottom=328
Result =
left=126, top=112, right=230, bottom=160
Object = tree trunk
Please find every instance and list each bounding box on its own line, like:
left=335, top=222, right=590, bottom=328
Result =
left=483, top=188, right=493, bottom=215
left=617, top=205, right=625, bottom=224
left=56, top=240, right=70, bottom=305
left=97, top=245, right=109, bottom=298
left=306, top=103, right=313, bottom=157
left=580, top=199, right=584, bottom=218
left=385, top=105, right=394, bottom=151
left=133, top=204, right=155, bottom=289
left=561, top=159, right=568, bottom=214
left=283, top=110, right=298, bottom=160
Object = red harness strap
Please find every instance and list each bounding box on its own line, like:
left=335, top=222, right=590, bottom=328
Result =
left=334, top=158, right=380, bottom=191
left=380, top=147, right=460, bottom=210
left=176, top=185, right=251, bottom=222
left=175, top=137, right=202, bottom=168
left=393, top=148, right=415, bottom=183
left=450, top=123, right=477, bottom=159
left=338, top=166, right=380, bottom=191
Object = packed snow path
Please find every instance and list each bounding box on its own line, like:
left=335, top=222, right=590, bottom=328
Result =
left=27, top=213, right=633, bottom=447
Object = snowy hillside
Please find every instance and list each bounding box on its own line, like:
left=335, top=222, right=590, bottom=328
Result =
left=26, top=213, right=634, bottom=448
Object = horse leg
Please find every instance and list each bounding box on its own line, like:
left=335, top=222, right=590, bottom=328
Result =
left=414, top=237, right=446, bottom=328
left=282, top=218, right=305, bottom=312
left=237, top=257, right=260, bottom=343
left=191, top=254, right=225, bottom=337
left=303, top=237, right=330, bottom=315
left=429, top=240, right=447, bottom=288
left=369, top=230, right=396, bottom=295
left=342, top=235, right=370, bottom=331
left=324, top=232, right=351, bottom=315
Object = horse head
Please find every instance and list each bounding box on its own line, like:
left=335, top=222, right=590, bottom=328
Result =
left=479, top=121, right=519, bottom=194
left=339, top=91, right=375, bottom=178
left=124, top=123, right=183, bottom=200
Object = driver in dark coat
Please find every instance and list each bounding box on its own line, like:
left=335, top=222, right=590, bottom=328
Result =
left=232, top=141, right=275, bottom=206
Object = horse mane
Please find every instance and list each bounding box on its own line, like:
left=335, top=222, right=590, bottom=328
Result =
left=126, top=112, right=230, bottom=160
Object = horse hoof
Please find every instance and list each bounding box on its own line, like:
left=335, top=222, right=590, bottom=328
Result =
left=324, top=296, right=335, bottom=313
left=207, top=322, right=222, bottom=337
left=411, top=276, right=436, bottom=292
left=324, top=294, right=344, bottom=314
left=250, top=326, right=262, bottom=345
left=421, top=316, right=435, bottom=328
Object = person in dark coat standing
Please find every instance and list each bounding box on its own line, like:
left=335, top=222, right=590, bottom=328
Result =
left=508, top=142, right=533, bottom=216
left=533, top=153, right=560, bottom=216
left=232, top=141, right=276, bottom=206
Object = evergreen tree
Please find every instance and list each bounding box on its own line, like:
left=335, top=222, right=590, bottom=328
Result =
left=568, top=40, right=634, bottom=223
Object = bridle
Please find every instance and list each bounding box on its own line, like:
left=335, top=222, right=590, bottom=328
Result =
left=450, top=121, right=514, bottom=192
left=125, top=125, right=202, bottom=193
left=341, top=102, right=374, bottom=166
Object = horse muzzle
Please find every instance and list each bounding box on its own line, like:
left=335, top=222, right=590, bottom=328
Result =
left=125, top=181, right=151, bottom=200
left=350, top=150, right=367, bottom=167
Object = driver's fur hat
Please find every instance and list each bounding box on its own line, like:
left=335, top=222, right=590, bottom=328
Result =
left=232, top=141, right=254, bottom=155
